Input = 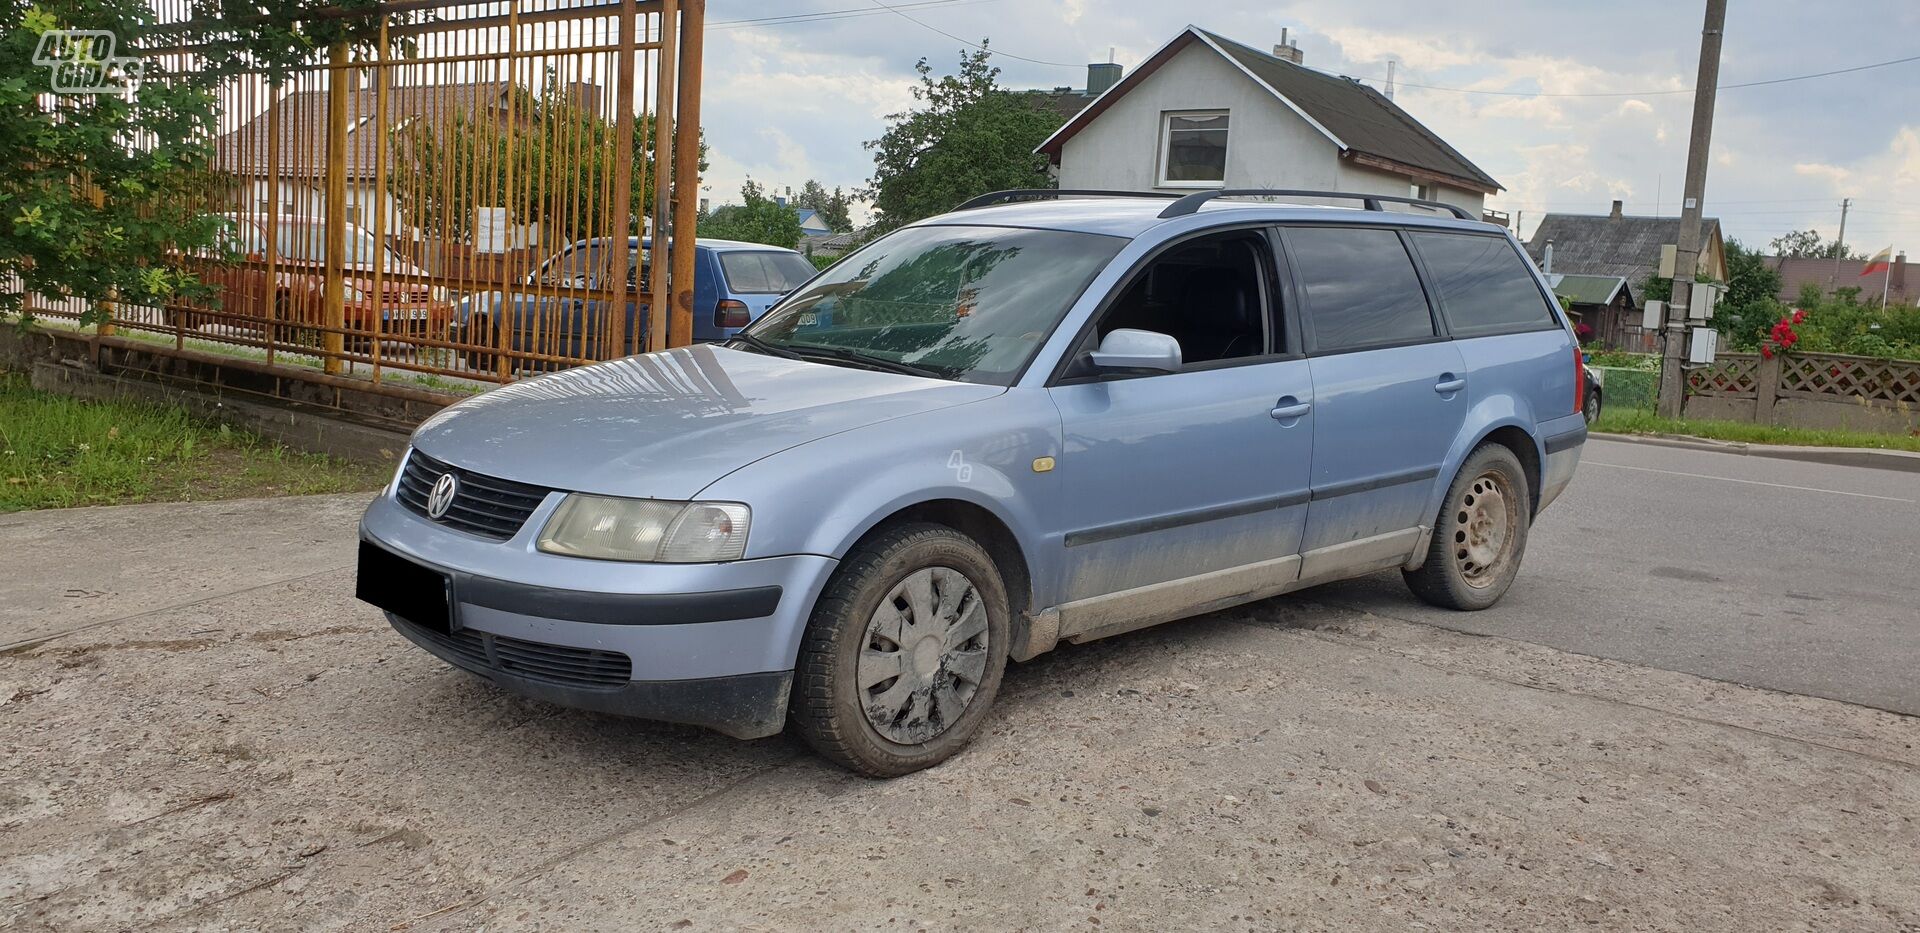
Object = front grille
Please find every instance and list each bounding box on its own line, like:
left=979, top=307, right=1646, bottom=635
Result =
left=395, top=617, right=633, bottom=689
left=396, top=449, right=550, bottom=540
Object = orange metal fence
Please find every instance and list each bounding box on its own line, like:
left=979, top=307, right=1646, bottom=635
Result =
left=26, top=0, right=705, bottom=391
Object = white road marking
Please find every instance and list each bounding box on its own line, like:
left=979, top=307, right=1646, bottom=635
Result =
left=1584, top=460, right=1915, bottom=503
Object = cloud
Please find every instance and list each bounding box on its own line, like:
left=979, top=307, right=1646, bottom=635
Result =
left=674, top=0, right=1920, bottom=247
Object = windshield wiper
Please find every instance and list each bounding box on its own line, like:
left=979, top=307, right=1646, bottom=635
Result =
left=727, top=332, right=803, bottom=360
left=785, top=342, right=946, bottom=380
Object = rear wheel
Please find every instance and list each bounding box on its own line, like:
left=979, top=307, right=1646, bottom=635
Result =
left=1583, top=386, right=1602, bottom=424
left=789, top=523, right=1010, bottom=777
left=1404, top=444, right=1531, bottom=611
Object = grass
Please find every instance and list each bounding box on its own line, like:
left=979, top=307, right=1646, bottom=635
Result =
left=1593, top=406, right=1920, bottom=452
left=0, top=372, right=392, bottom=512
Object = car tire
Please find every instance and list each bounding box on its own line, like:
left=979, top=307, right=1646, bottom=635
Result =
left=1403, top=443, right=1532, bottom=611
left=1584, top=387, right=1602, bottom=424
left=789, top=522, right=1011, bottom=778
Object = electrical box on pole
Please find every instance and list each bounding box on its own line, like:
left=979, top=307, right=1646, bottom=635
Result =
left=1690, top=283, right=1721, bottom=321
left=1643, top=300, right=1665, bottom=331
left=1687, top=327, right=1719, bottom=366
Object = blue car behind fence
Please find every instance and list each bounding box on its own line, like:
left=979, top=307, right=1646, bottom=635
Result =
left=360, top=189, right=1587, bottom=777
left=452, top=236, right=815, bottom=369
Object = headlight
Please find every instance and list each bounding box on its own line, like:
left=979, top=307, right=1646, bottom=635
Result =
left=536, top=494, right=750, bottom=563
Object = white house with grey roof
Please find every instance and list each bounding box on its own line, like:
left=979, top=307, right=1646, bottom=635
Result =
left=1036, top=26, right=1501, bottom=216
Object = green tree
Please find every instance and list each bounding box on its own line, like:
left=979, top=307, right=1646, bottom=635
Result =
left=1769, top=228, right=1862, bottom=260
left=795, top=178, right=852, bottom=233
left=862, top=44, right=1058, bottom=233
left=701, top=180, right=803, bottom=249
left=3, top=1, right=397, bottom=325
left=391, top=82, right=706, bottom=245
left=4, top=3, right=223, bottom=322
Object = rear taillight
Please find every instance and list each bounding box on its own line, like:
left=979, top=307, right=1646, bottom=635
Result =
left=1573, top=345, right=1585, bottom=416
left=715, top=299, right=751, bottom=329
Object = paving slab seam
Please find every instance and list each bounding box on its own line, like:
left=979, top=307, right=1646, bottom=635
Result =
left=0, top=563, right=355, bottom=654
left=1250, top=618, right=1920, bottom=774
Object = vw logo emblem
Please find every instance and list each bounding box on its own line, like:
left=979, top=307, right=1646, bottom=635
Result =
left=426, top=473, right=459, bottom=519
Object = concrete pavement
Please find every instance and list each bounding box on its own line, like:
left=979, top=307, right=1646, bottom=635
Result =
left=3, top=444, right=1918, bottom=931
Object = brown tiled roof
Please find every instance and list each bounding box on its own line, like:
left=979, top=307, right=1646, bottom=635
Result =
left=1525, top=213, right=1722, bottom=282
left=1768, top=254, right=1913, bottom=306
left=213, top=81, right=602, bottom=180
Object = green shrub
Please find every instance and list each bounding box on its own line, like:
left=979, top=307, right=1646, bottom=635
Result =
left=1596, top=366, right=1656, bottom=411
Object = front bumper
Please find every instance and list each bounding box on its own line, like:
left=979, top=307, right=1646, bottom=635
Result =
left=359, top=490, right=836, bottom=738
left=384, top=611, right=793, bottom=738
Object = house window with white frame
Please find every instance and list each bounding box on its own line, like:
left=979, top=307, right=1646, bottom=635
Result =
left=1158, top=110, right=1229, bottom=187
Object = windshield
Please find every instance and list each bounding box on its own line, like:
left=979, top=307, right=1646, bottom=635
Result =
left=740, top=224, right=1125, bottom=385
left=275, top=223, right=402, bottom=270
left=719, top=250, right=817, bottom=294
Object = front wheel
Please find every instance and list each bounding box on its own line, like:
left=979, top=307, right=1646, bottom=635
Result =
left=1583, top=387, right=1602, bottom=424
left=789, top=523, right=1011, bottom=777
left=1404, top=444, right=1531, bottom=611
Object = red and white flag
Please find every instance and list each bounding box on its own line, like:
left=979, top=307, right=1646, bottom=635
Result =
left=1861, top=246, right=1893, bottom=276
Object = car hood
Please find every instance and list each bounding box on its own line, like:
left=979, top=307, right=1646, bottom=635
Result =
left=410, top=345, right=1003, bottom=500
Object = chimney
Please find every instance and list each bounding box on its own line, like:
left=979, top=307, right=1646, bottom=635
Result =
left=1610, top=199, right=1623, bottom=220
left=1086, top=61, right=1122, bottom=97
left=1272, top=28, right=1303, bottom=65
left=1896, top=252, right=1908, bottom=294
left=1543, top=239, right=1555, bottom=274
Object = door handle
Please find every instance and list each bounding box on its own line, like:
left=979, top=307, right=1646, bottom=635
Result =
left=1433, top=375, right=1467, bottom=395
left=1270, top=399, right=1312, bottom=421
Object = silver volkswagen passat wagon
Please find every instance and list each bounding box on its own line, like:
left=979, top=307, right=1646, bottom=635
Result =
left=358, top=189, right=1587, bottom=776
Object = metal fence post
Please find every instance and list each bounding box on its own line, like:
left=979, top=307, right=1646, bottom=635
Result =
left=605, top=0, right=638, bottom=359
left=321, top=41, right=350, bottom=375
left=668, top=0, right=704, bottom=349
left=648, top=0, right=678, bottom=349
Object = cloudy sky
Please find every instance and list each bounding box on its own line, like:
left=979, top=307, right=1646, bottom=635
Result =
left=694, top=0, right=1920, bottom=255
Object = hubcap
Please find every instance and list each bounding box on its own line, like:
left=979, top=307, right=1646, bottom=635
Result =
left=1452, top=471, right=1515, bottom=588
left=856, top=566, right=989, bottom=745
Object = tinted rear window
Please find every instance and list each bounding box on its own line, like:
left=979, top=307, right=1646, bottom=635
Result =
left=720, top=251, right=815, bottom=294
left=1411, top=232, right=1558, bottom=337
left=1289, top=227, right=1435, bottom=351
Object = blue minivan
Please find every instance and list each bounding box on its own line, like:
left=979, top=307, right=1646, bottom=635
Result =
left=361, top=190, right=1586, bottom=777
left=453, top=236, right=815, bottom=367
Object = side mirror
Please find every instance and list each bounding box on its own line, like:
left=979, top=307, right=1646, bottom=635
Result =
left=1090, top=328, right=1182, bottom=374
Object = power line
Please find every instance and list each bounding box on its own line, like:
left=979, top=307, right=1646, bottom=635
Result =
left=862, top=0, right=1079, bottom=68
left=1356, top=52, right=1920, bottom=98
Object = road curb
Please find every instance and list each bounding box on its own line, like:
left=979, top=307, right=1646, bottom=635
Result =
left=1592, top=430, right=1920, bottom=474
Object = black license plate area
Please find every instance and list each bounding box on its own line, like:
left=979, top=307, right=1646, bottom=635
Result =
left=356, top=541, right=453, bottom=634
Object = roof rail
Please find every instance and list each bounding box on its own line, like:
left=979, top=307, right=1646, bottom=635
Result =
left=1157, top=189, right=1477, bottom=221
left=953, top=189, right=1182, bottom=211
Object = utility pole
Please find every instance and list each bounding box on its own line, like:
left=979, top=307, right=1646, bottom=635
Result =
left=1829, top=197, right=1850, bottom=287
left=1656, top=0, right=1726, bottom=419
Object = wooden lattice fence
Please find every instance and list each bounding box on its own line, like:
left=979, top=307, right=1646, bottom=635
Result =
left=1682, top=350, right=1920, bottom=435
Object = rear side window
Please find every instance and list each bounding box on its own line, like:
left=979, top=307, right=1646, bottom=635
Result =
left=1288, top=227, right=1434, bottom=351
left=720, top=251, right=815, bottom=294
left=1411, top=232, right=1558, bottom=336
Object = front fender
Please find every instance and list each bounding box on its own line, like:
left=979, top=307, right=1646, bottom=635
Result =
left=695, top=390, right=1064, bottom=594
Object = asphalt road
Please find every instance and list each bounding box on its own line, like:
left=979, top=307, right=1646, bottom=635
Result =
left=1315, top=436, right=1920, bottom=715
